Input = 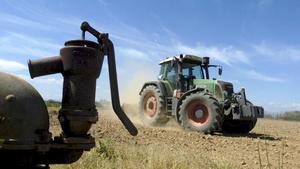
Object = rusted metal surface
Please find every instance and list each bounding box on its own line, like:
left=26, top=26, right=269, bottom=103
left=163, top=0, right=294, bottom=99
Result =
left=29, top=39, right=103, bottom=138
left=0, top=72, right=50, bottom=146
left=28, top=56, right=63, bottom=79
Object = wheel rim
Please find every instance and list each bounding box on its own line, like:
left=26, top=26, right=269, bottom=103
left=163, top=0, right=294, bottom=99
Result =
left=144, top=95, right=157, bottom=117
left=186, top=101, right=209, bottom=127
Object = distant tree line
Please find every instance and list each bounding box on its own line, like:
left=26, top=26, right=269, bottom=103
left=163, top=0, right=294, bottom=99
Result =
left=264, top=111, right=300, bottom=122
left=45, top=99, right=112, bottom=109
left=96, top=99, right=112, bottom=110
left=45, top=99, right=61, bottom=107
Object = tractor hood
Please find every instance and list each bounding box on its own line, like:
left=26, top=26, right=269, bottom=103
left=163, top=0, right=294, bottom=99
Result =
left=193, top=79, right=225, bottom=101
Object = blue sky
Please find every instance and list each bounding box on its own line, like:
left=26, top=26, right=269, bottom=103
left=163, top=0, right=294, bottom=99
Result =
left=0, top=0, right=299, bottom=113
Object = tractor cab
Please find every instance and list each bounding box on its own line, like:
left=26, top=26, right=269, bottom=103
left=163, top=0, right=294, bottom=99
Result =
left=158, top=54, right=222, bottom=93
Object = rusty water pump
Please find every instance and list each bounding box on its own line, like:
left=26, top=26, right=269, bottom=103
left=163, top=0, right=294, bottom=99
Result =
left=0, top=21, right=137, bottom=168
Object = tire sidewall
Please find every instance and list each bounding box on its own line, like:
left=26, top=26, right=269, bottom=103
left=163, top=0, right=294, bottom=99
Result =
left=180, top=93, right=220, bottom=133
left=139, top=85, right=167, bottom=126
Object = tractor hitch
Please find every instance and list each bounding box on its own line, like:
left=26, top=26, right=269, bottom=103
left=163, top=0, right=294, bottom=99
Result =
left=228, top=88, right=264, bottom=120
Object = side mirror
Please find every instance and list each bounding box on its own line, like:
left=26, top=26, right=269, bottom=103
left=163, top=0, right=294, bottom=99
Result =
left=218, top=67, right=222, bottom=76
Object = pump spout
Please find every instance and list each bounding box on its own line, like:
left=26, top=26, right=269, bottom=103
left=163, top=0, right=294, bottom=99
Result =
left=28, top=56, right=63, bottom=79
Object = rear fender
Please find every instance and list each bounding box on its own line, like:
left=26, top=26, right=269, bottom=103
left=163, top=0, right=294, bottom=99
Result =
left=139, top=81, right=169, bottom=96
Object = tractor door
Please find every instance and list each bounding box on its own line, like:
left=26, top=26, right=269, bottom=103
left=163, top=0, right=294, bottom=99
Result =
left=165, top=62, right=178, bottom=90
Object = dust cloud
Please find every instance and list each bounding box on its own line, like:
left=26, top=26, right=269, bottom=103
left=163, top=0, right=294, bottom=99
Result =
left=120, top=70, right=155, bottom=104
left=119, top=68, right=156, bottom=124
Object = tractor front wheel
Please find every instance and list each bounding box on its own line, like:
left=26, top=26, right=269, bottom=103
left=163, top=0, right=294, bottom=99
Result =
left=179, top=92, right=223, bottom=134
left=139, top=85, right=169, bottom=126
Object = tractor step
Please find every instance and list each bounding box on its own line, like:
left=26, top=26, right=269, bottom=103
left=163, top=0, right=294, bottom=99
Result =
left=166, top=97, right=173, bottom=115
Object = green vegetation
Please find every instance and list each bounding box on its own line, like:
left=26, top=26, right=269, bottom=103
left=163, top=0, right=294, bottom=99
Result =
left=52, top=138, right=235, bottom=169
left=45, top=99, right=61, bottom=108
left=264, top=111, right=300, bottom=122
left=96, top=140, right=116, bottom=160
left=45, top=99, right=111, bottom=109
left=276, top=111, right=300, bottom=121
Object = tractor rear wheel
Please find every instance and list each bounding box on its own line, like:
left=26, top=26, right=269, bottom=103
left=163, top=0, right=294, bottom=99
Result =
left=179, top=92, right=223, bottom=134
left=139, top=85, right=169, bottom=126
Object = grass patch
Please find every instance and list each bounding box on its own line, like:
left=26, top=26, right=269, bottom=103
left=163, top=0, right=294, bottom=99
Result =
left=52, top=138, right=235, bottom=169
left=96, top=139, right=117, bottom=160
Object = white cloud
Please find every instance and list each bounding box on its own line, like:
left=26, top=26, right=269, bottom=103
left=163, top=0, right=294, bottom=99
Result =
left=252, top=42, right=300, bottom=62
left=0, top=12, right=53, bottom=30
left=0, top=4, right=84, bottom=35
left=117, top=47, right=150, bottom=61
left=0, top=59, right=27, bottom=72
left=0, top=32, right=60, bottom=58
left=174, top=42, right=250, bottom=65
left=264, top=101, right=300, bottom=113
left=111, top=28, right=251, bottom=66
left=85, top=14, right=252, bottom=67
left=245, top=69, right=283, bottom=82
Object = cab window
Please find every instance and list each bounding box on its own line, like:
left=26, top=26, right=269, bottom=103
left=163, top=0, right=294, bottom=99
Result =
left=166, top=63, right=176, bottom=78
left=181, top=63, right=204, bottom=79
left=192, top=65, right=203, bottom=79
left=165, top=62, right=177, bottom=88
left=158, top=64, right=166, bottom=80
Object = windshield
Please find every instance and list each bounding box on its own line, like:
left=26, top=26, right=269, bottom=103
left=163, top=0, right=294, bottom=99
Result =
left=181, top=63, right=204, bottom=79
left=158, top=64, right=166, bottom=80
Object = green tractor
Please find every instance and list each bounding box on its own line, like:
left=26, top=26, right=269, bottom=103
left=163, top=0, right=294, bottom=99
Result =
left=139, top=54, right=264, bottom=134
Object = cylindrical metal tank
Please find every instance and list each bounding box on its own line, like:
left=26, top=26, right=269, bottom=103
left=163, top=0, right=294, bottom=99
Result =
left=0, top=72, right=50, bottom=148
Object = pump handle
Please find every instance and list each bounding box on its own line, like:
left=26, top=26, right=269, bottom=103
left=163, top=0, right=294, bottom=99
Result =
left=80, top=21, right=138, bottom=136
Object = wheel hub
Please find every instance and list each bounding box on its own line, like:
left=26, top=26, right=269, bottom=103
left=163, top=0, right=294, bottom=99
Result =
left=187, top=102, right=209, bottom=127
left=144, top=96, right=157, bottom=117
left=195, top=109, right=204, bottom=119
